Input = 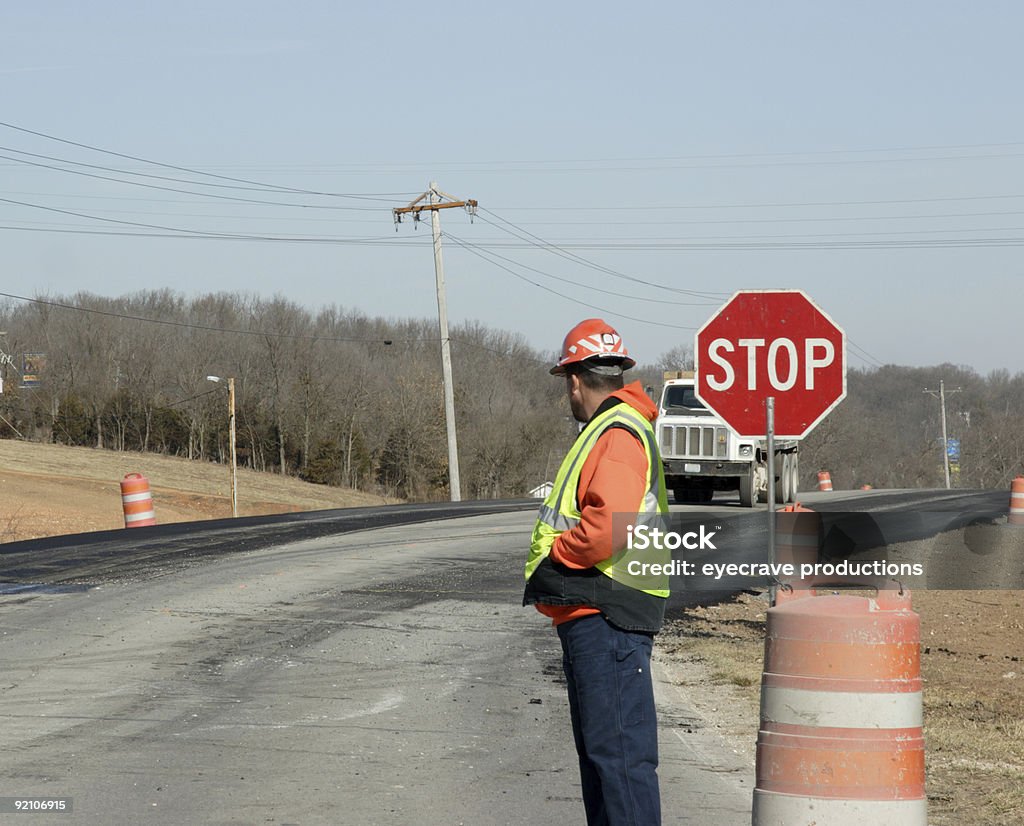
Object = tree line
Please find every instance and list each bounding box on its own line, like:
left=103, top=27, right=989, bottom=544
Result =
left=801, top=362, right=1024, bottom=492
left=1, top=291, right=1021, bottom=499
left=0, top=291, right=569, bottom=501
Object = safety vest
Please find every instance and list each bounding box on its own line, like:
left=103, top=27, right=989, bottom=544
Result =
left=523, top=398, right=671, bottom=633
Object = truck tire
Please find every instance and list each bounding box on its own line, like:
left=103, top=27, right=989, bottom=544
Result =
left=788, top=453, right=800, bottom=501
left=775, top=453, right=790, bottom=503
left=739, top=467, right=755, bottom=508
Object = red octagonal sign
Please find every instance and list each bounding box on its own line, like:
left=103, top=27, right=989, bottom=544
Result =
left=694, top=290, right=846, bottom=439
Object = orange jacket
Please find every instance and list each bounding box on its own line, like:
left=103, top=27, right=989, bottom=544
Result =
left=534, top=381, right=657, bottom=626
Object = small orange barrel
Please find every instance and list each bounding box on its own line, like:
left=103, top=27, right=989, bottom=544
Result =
left=774, top=503, right=820, bottom=572
left=1010, top=476, right=1024, bottom=526
left=817, top=471, right=833, bottom=492
left=752, top=590, right=926, bottom=824
left=120, top=472, right=156, bottom=528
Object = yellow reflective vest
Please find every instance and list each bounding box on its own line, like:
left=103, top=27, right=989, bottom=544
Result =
left=523, top=397, right=671, bottom=633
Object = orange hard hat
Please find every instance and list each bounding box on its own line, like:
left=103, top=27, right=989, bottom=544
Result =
left=550, top=318, right=636, bottom=375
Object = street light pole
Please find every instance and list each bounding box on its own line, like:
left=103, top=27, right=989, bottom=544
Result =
left=207, top=376, right=238, bottom=517
left=227, top=377, right=237, bottom=518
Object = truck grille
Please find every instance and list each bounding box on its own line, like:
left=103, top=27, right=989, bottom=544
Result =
left=660, top=425, right=728, bottom=459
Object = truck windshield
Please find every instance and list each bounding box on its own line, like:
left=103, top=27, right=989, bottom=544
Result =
left=662, top=385, right=706, bottom=411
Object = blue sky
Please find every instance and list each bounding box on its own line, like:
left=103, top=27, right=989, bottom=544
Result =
left=4, top=2, right=1023, bottom=373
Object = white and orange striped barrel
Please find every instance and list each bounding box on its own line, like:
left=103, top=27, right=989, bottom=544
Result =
left=774, top=503, right=820, bottom=571
left=1010, top=476, right=1024, bottom=526
left=816, top=471, right=833, bottom=492
left=120, top=472, right=156, bottom=528
left=752, top=590, right=925, bottom=825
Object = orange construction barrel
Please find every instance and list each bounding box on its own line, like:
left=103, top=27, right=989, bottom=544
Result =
left=1010, top=476, right=1024, bottom=526
left=774, top=503, right=820, bottom=572
left=752, top=590, right=926, bottom=825
left=817, top=471, right=833, bottom=492
left=120, top=472, right=156, bottom=528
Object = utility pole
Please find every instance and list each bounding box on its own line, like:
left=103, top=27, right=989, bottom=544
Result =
left=394, top=184, right=478, bottom=502
left=207, top=375, right=238, bottom=517
left=924, top=380, right=962, bottom=490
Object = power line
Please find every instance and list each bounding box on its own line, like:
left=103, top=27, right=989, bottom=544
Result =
left=534, top=208, right=1024, bottom=228
left=0, top=120, right=413, bottom=201
left=440, top=234, right=1024, bottom=251
left=847, top=340, right=887, bottom=370
left=477, top=209, right=727, bottom=299
left=7, top=219, right=1024, bottom=250
left=0, top=195, right=431, bottom=245
left=165, top=387, right=223, bottom=408
left=0, top=143, right=413, bottom=203
left=377, top=150, right=1024, bottom=175
left=13, top=193, right=1024, bottom=227
left=445, top=232, right=890, bottom=366
left=6, top=213, right=1024, bottom=250
left=467, top=224, right=1024, bottom=244
left=445, top=230, right=717, bottom=307
left=0, top=153, right=392, bottom=212
left=37, top=138, right=1010, bottom=174
left=0, top=223, right=435, bottom=246
left=449, top=336, right=550, bottom=366
left=444, top=234, right=697, bottom=331
left=318, top=140, right=1024, bottom=168
left=0, top=223, right=434, bottom=246
left=490, top=192, right=1024, bottom=212
left=1, top=198, right=393, bottom=224
left=12, top=187, right=1024, bottom=217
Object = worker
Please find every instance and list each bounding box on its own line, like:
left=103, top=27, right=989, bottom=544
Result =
left=524, top=318, right=670, bottom=825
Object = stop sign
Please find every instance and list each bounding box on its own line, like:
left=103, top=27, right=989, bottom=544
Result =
left=694, top=290, right=846, bottom=439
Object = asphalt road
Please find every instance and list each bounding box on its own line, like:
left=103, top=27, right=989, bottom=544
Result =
left=0, top=511, right=751, bottom=826
left=666, top=487, right=1020, bottom=594
left=1, top=486, right=1015, bottom=825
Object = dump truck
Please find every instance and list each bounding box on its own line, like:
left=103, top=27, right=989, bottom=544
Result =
left=655, top=372, right=799, bottom=507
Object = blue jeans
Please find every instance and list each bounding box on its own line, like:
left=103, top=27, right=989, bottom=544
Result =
left=556, top=614, right=661, bottom=826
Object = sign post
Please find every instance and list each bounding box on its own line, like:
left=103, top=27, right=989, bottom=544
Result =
left=765, top=397, right=776, bottom=601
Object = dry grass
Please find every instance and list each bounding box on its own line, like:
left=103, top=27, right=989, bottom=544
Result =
left=0, top=439, right=395, bottom=541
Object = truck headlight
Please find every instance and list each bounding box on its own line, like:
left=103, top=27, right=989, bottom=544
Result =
left=739, top=445, right=753, bottom=457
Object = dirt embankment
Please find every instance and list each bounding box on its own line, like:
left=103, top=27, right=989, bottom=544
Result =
left=0, top=440, right=392, bottom=542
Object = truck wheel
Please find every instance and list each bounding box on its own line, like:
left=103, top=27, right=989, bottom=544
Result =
left=739, top=468, right=755, bottom=507
left=788, top=454, right=800, bottom=502
left=775, top=453, right=790, bottom=503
